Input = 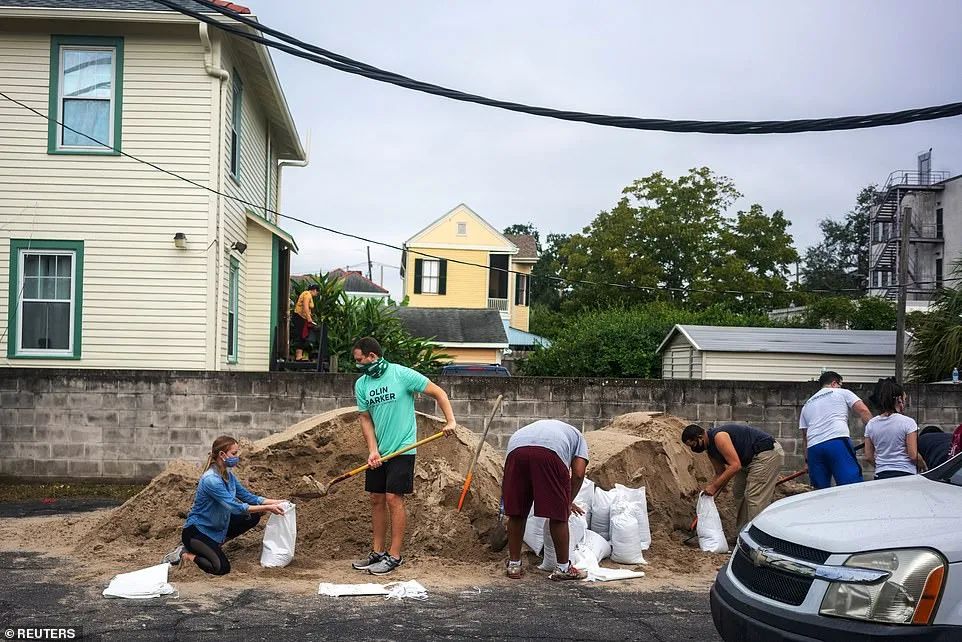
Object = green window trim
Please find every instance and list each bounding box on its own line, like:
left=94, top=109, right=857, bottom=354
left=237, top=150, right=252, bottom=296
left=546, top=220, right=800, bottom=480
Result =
left=227, top=256, right=239, bottom=364
left=47, top=35, right=124, bottom=156
left=269, top=235, right=279, bottom=362
left=229, top=71, right=243, bottom=182
left=6, top=239, right=84, bottom=359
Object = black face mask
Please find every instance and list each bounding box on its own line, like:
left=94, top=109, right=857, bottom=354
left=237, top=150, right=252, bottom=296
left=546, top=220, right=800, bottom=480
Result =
left=690, top=442, right=707, bottom=453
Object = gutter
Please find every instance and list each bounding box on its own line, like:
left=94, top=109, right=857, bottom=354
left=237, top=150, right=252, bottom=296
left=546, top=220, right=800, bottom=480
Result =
left=276, top=130, right=310, bottom=214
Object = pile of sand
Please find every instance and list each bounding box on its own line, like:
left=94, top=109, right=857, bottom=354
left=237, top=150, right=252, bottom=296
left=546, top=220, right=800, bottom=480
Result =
left=76, top=408, right=506, bottom=580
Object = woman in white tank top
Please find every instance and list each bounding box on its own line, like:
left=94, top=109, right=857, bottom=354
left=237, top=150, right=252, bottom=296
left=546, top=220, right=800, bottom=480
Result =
left=863, top=379, right=919, bottom=480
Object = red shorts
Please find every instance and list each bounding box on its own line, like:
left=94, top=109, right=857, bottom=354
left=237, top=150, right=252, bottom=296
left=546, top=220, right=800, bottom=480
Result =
left=502, top=446, right=571, bottom=522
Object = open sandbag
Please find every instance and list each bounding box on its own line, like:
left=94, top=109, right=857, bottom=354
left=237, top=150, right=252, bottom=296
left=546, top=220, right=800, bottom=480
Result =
left=539, top=513, right=588, bottom=572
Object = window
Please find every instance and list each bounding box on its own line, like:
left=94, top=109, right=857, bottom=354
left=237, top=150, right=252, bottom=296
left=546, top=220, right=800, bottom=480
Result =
left=457, top=222, right=467, bottom=235
left=488, top=254, right=509, bottom=299
left=48, top=36, right=124, bottom=154
left=229, top=72, right=243, bottom=180
left=937, top=259, right=944, bottom=289
left=7, top=240, right=84, bottom=358
left=227, top=257, right=239, bottom=363
left=937, top=208, right=944, bottom=239
left=420, top=259, right=440, bottom=294
left=413, top=258, right=446, bottom=295
left=514, top=273, right=530, bottom=306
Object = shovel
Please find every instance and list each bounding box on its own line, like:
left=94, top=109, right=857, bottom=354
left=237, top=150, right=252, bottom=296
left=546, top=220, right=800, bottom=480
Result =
left=456, top=395, right=504, bottom=511
left=295, top=431, right=446, bottom=499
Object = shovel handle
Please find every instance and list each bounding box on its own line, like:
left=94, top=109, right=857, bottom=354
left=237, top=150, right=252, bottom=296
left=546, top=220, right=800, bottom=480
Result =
left=330, top=431, right=447, bottom=487
left=456, top=395, right=504, bottom=511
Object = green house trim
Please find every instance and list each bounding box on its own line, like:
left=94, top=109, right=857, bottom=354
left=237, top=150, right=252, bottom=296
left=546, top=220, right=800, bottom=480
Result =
left=7, top=239, right=84, bottom=359
left=47, top=35, right=124, bottom=156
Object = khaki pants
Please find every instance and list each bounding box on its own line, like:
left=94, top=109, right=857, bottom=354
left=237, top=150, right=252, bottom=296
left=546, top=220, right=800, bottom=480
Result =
left=731, top=442, right=784, bottom=531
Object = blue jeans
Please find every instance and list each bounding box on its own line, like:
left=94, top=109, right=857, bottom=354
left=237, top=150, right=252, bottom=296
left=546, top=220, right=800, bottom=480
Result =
left=807, top=437, right=863, bottom=489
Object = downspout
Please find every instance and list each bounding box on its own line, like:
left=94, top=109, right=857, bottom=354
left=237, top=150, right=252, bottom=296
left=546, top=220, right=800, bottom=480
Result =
left=276, top=129, right=310, bottom=216
left=200, top=22, right=229, bottom=369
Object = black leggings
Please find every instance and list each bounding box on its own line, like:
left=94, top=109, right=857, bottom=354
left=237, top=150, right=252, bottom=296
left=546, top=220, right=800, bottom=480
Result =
left=874, top=470, right=915, bottom=480
left=181, top=513, right=261, bottom=576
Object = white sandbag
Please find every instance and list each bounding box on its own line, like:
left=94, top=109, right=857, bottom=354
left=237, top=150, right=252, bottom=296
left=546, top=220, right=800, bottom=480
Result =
left=586, top=567, right=645, bottom=582
left=581, top=528, right=612, bottom=562
left=696, top=493, right=729, bottom=554
left=573, top=478, right=595, bottom=526
left=522, top=506, right=547, bottom=554
left=609, top=501, right=647, bottom=565
left=589, top=486, right=617, bottom=540
left=260, top=501, right=297, bottom=567
left=569, top=546, right=598, bottom=573
left=538, top=512, right=588, bottom=572
left=614, top=484, right=651, bottom=551
left=103, top=563, right=176, bottom=599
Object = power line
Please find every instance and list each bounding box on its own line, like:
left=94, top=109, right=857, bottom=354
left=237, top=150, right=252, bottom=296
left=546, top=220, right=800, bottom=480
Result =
left=155, top=0, right=962, bottom=135
left=1, top=88, right=953, bottom=301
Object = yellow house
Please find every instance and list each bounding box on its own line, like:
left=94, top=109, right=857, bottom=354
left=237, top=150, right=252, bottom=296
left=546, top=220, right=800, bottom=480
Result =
left=400, top=204, right=538, bottom=363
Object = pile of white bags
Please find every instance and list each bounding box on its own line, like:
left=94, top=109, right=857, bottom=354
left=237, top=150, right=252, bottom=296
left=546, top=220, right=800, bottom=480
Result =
left=696, top=493, right=729, bottom=554
left=260, top=501, right=297, bottom=567
left=590, top=486, right=616, bottom=541
left=538, top=512, right=588, bottom=571
left=608, top=484, right=651, bottom=564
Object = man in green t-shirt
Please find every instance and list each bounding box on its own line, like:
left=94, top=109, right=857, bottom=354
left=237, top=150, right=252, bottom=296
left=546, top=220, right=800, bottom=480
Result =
left=350, top=336, right=456, bottom=575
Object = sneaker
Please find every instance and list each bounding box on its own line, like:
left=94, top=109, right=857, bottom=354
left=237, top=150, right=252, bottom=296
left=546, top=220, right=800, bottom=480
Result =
left=367, top=554, right=403, bottom=575
left=506, top=561, right=524, bottom=580
left=351, top=551, right=386, bottom=571
left=162, top=544, right=185, bottom=566
left=549, top=565, right=587, bottom=581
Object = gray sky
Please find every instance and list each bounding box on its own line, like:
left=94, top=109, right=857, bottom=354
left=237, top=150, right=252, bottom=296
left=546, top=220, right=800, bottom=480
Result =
left=245, top=0, right=962, bottom=298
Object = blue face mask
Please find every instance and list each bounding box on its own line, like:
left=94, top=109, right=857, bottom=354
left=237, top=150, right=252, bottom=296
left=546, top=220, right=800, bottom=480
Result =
left=224, top=456, right=240, bottom=468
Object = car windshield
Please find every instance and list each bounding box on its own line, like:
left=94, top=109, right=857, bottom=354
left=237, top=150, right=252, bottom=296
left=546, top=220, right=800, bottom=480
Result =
left=924, top=452, right=962, bottom=486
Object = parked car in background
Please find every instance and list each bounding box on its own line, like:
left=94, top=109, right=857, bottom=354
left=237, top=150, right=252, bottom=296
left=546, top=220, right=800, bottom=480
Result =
left=711, top=453, right=962, bottom=640
left=439, top=364, right=510, bottom=377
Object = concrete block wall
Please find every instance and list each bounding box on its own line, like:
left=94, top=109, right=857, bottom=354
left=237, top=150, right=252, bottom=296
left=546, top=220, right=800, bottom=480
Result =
left=2, top=368, right=960, bottom=479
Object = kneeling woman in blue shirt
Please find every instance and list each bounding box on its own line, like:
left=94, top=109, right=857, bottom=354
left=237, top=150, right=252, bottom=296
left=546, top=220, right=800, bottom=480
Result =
left=163, top=435, right=287, bottom=575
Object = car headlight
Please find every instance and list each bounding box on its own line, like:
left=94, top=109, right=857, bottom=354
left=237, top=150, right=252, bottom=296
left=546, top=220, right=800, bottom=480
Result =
left=819, top=549, right=946, bottom=625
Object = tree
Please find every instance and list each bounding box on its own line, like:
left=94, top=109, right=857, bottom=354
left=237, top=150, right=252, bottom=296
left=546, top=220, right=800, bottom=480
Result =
left=530, top=232, right=571, bottom=310
left=502, top=222, right=542, bottom=253
left=557, top=168, right=798, bottom=313
left=519, top=302, right=770, bottom=377
left=801, top=185, right=877, bottom=294
left=289, top=274, right=449, bottom=373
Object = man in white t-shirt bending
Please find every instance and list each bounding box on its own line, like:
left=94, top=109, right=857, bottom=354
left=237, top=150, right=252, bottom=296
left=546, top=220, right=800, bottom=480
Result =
left=798, top=371, right=873, bottom=489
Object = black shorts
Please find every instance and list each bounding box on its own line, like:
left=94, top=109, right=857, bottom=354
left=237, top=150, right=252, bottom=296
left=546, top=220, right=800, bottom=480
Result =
left=364, top=454, right=415, bottom=495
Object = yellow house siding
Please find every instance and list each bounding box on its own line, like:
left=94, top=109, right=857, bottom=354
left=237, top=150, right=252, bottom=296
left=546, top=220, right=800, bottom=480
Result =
left=443, top=347, right=501, bottom=364
left=701, top=352, right=895, bottom=383
left=241, top=223, right=272, bottom=370
left=218, top=41, right=273, bottom=368
left=411, top=204, right=514, bottom=248
left=509, top=262, right=532, bottom=332
left=0, top=25, right=212, bottom=369
left=405, top=248, right=490, bottom=308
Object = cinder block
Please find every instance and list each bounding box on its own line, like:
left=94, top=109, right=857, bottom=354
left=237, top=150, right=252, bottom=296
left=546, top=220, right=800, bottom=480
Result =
left=170, top=428, right=203, bottom=443
left=516, top=382, right=552, bottom=401
left=566, top=402, right=602, bottom=420
left=51, top=444, right=84, bottom=458
left=14, top=443, right=50, bottom=459
left=549, top=385, right=584, bottom=402
left=236, top=396, right=271, bottom=413
left=1, top=426, right=31, bottom=442
left=20, top=377, right=49, bottom=394
left=102, top=426, right=136, bottom=443
left=34, top=427, right=66, bottom=443
left=220, top=414, right=253, bottom=430
left=500, top=400, right=538, bottom=417
left=697, top=404, right=731, bottom=422
left=765, top=406, right=800, bottom=422
left=1, top=391, right=34, bottom=408
left=732, top=405, right=765, bottom=422
left=204, top=395, right=237, bottom=412
left=535, top=401, right=568, bottom=419
left=35, top=459, right=69, bottom=477
left=67, top=460, right=102, bottom=476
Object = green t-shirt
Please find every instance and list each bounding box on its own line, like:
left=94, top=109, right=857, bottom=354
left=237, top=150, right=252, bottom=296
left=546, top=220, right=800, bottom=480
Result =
left=354, top=362, right=429, bottom=455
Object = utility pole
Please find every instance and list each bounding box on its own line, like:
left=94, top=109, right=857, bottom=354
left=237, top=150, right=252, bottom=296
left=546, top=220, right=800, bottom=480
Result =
left=380, top=264, right=384, bottom=286
left=895, top=205, right=911, bottom=383
left=366, top=246, right=373, bottom=281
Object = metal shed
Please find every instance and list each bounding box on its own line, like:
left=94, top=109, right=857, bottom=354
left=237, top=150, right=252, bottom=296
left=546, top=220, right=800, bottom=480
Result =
left=657, top=325, right=906, bottom=383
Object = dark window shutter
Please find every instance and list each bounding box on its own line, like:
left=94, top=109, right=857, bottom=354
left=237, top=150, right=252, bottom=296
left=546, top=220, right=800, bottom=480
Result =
left=414, top=258, right=423, bottom=294
left=514, top=273, right=522, bottom=305
left=524, top=275, right=530, bottom=306
left=438, top=259, right=447, bottom=295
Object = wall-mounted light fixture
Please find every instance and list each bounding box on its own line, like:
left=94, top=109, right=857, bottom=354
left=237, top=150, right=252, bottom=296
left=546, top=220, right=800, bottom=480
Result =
left=173, top=232, right=187, bottom=249
left=231, top=241, right=247, bottom=254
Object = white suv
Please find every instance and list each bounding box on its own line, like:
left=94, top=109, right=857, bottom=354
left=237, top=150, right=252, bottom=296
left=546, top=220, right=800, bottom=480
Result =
left=711, top=454, right=962, bottom=640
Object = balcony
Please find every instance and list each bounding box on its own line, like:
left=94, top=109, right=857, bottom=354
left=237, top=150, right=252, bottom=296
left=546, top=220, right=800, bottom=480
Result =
left=487, top=297, right=508, bottom=312
left=882, top=170, right=949, bottom=190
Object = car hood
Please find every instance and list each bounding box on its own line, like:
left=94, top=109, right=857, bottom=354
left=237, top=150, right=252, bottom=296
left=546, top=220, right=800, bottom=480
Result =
left=753, top=476, right=962, bottom=562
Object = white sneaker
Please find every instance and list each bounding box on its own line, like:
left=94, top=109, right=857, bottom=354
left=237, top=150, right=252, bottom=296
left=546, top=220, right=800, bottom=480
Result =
left=162, top=544, right=185, bottom=566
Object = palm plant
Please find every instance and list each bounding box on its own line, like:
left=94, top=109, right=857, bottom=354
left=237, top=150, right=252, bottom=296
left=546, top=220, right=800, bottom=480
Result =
left=908, top=268, right=962, bottom=383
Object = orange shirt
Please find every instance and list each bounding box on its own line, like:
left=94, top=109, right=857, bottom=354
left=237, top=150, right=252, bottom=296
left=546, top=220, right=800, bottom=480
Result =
left=295, top=290, right=314, bottom=321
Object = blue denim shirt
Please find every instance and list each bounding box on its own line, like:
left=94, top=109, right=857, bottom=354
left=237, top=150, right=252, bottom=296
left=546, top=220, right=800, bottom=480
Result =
left=184, top=468, right=263, bottom=543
